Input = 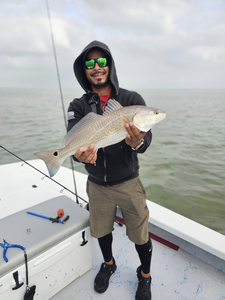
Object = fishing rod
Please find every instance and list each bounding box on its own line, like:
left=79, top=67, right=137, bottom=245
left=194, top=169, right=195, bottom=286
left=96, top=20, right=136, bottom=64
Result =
left=0, top=145, right=88, bottom=204
left=45, top=0, right=79, bottom=204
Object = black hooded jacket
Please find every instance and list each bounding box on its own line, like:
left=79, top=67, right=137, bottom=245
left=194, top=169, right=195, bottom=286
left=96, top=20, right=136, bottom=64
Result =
left=67, top=40, right=152, bottom=186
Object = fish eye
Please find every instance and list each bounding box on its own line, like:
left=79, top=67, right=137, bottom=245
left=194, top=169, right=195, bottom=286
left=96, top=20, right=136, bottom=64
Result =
left=155, top=111, right=159, bottom=115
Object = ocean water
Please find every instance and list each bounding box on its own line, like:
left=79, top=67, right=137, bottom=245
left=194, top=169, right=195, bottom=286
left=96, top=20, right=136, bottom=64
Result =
left=0, top=87, right=225, bottom=235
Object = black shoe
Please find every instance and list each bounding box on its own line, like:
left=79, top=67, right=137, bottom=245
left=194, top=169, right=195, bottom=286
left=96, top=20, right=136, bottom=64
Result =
left=94, top=257, right=117, bottom=293
left=135, top=266, right=152, bottom=300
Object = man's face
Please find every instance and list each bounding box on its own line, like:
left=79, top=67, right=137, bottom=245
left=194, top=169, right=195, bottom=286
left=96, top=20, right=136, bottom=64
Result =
left=84, top=49, right=110, bottom=89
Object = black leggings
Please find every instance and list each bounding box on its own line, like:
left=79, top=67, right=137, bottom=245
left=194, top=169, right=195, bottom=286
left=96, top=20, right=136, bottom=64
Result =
left=135, top=238, right=153, bottom=274
left=98, top=233, right=153, bottom=274
left=98, top=233, right=113, bottom=263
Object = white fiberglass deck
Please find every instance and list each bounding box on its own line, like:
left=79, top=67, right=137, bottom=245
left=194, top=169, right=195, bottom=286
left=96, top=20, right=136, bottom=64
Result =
left=0, top=160, right=225, bottom=300
left=52, top=223, right=225, bottom=300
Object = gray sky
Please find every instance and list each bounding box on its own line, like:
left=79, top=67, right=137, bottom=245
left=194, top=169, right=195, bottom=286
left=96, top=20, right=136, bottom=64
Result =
left=0, top=0, right=225, bottom=89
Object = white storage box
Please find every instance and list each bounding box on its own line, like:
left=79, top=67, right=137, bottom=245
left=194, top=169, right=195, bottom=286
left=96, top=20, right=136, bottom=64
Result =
left=0, top=196, right=92, bottom=300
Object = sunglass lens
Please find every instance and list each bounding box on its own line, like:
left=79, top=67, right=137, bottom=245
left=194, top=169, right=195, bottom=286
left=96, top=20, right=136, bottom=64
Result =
left=85, top=59, right=95, bottom=69
left=97, top=57, right=107, bottom=67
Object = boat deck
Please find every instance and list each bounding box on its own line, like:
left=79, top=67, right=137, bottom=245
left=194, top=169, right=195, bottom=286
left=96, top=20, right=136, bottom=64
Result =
left=0, top=160, right=225, bottom=300
left=52, top=222, right=225, bottom=300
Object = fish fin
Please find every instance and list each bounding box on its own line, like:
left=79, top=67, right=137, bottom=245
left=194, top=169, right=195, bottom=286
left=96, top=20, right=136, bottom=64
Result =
left=34, top=150, right=65, bottom=177
left=103, top=99, right=123, bottom=115
left=121, top=113, right=131, bottom=125
left=63, top=112, right=102, bottom=146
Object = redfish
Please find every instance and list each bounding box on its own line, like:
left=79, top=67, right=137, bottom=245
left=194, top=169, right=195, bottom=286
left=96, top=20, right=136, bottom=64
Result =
left=35, top=99, right=166, bottom=177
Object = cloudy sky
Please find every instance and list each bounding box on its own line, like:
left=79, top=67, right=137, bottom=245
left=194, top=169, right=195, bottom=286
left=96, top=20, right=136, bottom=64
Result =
left=0, top=0, right=225, bottom=89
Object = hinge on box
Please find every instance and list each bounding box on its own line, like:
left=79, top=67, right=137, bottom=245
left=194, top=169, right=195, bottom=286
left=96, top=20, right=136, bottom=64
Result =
left=81, top=231, right=88, bottom=246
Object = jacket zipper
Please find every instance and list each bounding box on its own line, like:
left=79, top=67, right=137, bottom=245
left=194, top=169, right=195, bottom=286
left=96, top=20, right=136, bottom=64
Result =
left=103, top=148, right=107, bottom=182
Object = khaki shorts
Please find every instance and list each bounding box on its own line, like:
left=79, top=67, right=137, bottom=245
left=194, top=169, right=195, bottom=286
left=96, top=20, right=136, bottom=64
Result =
left=86, top=177, right=149, bottom=245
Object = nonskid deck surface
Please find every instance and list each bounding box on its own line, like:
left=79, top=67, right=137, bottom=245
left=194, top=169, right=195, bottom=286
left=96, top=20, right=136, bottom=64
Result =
left=52, top=223, right=225, bottom=300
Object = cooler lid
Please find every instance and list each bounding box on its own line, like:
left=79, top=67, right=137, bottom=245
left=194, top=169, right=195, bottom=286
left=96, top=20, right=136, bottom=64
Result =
left=0, top=196, right=89, bottom=277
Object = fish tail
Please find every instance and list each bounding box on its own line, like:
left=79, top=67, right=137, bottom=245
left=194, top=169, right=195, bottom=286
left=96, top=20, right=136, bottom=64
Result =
left=34, top=150, right=65, bottom=177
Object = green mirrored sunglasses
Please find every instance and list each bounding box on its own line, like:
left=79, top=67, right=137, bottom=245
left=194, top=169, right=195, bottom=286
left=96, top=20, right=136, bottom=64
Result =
left=85, top=57, right=108, bottom=69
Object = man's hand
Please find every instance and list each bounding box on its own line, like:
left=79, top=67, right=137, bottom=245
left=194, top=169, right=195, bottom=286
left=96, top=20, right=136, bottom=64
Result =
left=125, top=122, right=146, bottom=148
left=74, top=144, right=97, bottom=164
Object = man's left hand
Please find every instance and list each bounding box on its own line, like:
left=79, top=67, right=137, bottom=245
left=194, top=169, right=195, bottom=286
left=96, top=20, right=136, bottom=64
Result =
left=125, top=122, right=146, bottom=148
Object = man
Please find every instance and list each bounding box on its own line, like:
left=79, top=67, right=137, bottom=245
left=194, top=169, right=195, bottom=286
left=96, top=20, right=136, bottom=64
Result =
left=67, top=40, right=153, bottom=300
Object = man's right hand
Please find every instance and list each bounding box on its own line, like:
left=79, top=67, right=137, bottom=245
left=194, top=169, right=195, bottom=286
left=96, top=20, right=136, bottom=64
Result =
left=74, top=144, right=97, bottom=164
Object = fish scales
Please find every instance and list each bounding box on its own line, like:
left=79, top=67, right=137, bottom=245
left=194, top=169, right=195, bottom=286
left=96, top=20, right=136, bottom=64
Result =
left=66, top=110, right=125, bottom=153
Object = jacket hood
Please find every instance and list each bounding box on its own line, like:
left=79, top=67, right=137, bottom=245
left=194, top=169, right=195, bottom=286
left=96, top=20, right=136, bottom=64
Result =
left=73, top=40, right=119, bottom=94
